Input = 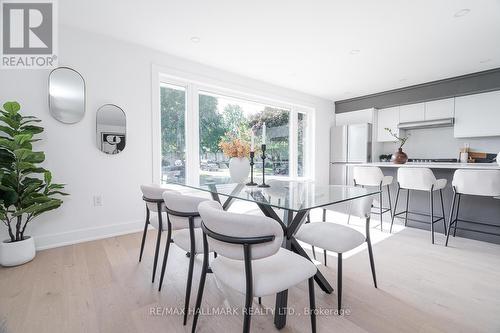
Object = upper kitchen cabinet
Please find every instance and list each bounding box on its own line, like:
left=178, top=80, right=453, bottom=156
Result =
left=425, top=98, right=454, bottom=120
left=376, top=106, right=399, bottom=142
left=454, top=90, right=500, bottom=138
left=399, top=103, right=425, bottom=123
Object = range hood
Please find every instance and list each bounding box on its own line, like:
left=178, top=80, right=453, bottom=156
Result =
left=398, top=118, right=454, bottom=130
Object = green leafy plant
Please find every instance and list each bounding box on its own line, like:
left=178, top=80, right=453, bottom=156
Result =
left=0, top=101, right=67, bottom=242
left=384, top=127, right=409, bottom=149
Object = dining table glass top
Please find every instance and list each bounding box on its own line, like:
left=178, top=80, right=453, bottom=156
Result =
left=166, top=177, right=380, bottom=212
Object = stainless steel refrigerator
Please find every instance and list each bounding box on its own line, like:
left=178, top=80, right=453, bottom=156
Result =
left=330, top=123, right=372, bottom=185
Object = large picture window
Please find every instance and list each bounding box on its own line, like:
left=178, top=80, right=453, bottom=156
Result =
left=157, top=74, right=313, bottom=184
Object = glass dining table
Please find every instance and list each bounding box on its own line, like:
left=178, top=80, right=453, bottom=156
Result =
left=167, top=177, right=379, bottom=329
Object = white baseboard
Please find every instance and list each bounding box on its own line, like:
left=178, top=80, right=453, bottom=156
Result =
left=34, top=220, right=145, bottom=251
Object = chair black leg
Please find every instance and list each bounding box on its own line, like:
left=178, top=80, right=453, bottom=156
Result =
left=379, top=190, right=383, bottom=231
left=184, top=219, right=197, bottom=326
left=387, top=185, right=393, bottom=219
left=430, top=190, right=435, bottom=244
left=337, top=253, right=342, bottom=312
left=445, top=192, right=457, bottom=247
left=139, top=208, right=150, bottom=262
left=152, top=211, right=163, bottom=283
left=158, top=227, right=172, bottom=291
left=191, top=235, right=209, bottom=333
left=405, top=189, right=410, bottom=226
left=243, top=244, right=253, bottom=333
left=324, top=250, right=328, bottom=267
left=366, top=238, right=377, bottom=288
left=308, top=277, right=317, bottom=333
left=453, top=194, right=462, bottom=237
left=258, top=297, right=262, bottom=305
left=439, top=189, right=447, bottom=235
left=306, top=214, right=317, bottom=260
left=390, top=187, right=401, bottom=233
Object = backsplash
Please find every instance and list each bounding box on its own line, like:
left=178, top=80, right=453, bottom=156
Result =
left=381, top=127, right=500, bottom=160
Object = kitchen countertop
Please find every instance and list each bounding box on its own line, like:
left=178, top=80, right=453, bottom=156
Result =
left=350, top=162, right=500, bottom=170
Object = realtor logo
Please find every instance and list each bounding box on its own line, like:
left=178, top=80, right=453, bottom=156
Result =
left=1, top=0, right=58, bottom=68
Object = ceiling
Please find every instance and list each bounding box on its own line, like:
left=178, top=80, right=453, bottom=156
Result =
left=60, top=0, right=500, bottom=101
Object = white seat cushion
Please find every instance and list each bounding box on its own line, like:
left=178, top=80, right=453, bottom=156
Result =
left=149, top=213, right=202, bottom=231
left=295, top=222, right=366, bottom=253
left=172, top=228, right=207, bottom=253
left=382, top=175, right=393, bottom=186
left=211, top=248, right=317, bottom=297
left=434, top=178, right=447, bottom=191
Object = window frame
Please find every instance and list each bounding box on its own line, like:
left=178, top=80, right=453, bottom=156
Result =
left=151, top=65, right=315, bottom=184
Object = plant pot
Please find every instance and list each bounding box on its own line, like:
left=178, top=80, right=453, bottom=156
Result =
left=0, top=236, right=36, bottom=267
left=391, top=148, right=408, bottom=164
left=229, top=157, right=250, bottom=183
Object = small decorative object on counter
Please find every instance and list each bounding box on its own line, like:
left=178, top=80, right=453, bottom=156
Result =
left=459, top=143, right=469, bottom=163
left=385, top=127, right=409, bottom=164
left=379, top=154, right=392, bottom=162
left=219, top=130, right=251, bottom=183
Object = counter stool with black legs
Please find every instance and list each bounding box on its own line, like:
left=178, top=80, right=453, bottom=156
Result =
left=446, top=169, right=500, bottom=246
left=140, top=184, right=172, bottom=283
left=158, top=191, right=211, bottom=326
left=353, top=166, right=394, bottom=231
left=390, top=168, right=448, bottom=244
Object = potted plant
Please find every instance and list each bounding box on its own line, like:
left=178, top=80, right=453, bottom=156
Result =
left=0, top=101, right=67, bottom=266
left=219, top=130, right=251, bottom=183
left=384, top=128, right=410, bottom=164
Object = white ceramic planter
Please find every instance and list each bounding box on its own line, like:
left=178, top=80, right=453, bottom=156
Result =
left=0, top=236, right=36, bottom=267
left=229, top=157, right=250, bottom=183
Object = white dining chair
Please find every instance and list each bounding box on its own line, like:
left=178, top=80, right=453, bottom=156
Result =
left=193, top=201, right=318, bottom=333
left=295, top=196, right=377, bottom=312
left=140, top=184, right=172, bottom=283
left=158, top=191, right=211, bottom=326
left=390, top=168, right=448, bottom=244
left=446, top=169, right=500, bottom=246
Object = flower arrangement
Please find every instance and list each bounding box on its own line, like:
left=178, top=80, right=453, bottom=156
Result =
left=219, top=130, right=251, bottom=158
left=384, top=127, right=409, bottom=149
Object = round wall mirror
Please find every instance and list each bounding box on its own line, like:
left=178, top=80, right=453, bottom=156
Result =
left=96, top=104, right=126, bottom=155
left=48, top=67, right=86, bottom=123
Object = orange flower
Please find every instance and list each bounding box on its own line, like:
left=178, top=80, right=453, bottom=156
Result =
left=219, top=135, right=250, bottom=158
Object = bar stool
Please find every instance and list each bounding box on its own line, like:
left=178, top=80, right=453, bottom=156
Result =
left=446, top=169, right=500, bottom=246
left=353, top=166, right=394, bottom=231
left=390, top=168, right=448, bottom=244
left=158, top=191, right=211, bottom=326
left=139, top=184, right=171, bottom=283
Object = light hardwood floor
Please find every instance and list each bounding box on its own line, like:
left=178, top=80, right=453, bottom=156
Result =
left=1, top=219, right=500, bottom=333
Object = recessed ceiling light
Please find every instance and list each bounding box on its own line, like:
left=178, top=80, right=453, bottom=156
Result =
left=190, top=36, right=201, bottom=43
left=480, top=58, right=492, bottom=64
left=349, top=49, right=360, bottom=55
left=454, top=9, right=470, bottom=18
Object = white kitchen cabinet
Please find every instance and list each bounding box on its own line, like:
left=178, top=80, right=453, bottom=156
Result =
left=376, top=106, right=399, bottom=142
left=399, top=103, right=425, bottom=123
left=454, top=90, right=500, bottom=138
left=425, top=98, right=454, bottom=120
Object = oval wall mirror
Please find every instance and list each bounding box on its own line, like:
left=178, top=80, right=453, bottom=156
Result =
left=48, top=67, right=86, bottom=123
left=96, top=104, right=126, bottom=155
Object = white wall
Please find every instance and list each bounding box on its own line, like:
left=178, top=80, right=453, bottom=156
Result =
left=381, top=127, right=500, bottom=159
left=0, top=26, right=334, bottom=249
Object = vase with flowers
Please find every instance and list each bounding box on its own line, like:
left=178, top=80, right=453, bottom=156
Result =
left=385, top=128, right=410, bottom=164
left=219, top=131, right=251, bottom=183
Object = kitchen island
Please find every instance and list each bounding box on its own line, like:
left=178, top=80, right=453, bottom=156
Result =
left=350, top=162, right=500, bottom=244
left=354, top=162, right=500, bottom=170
